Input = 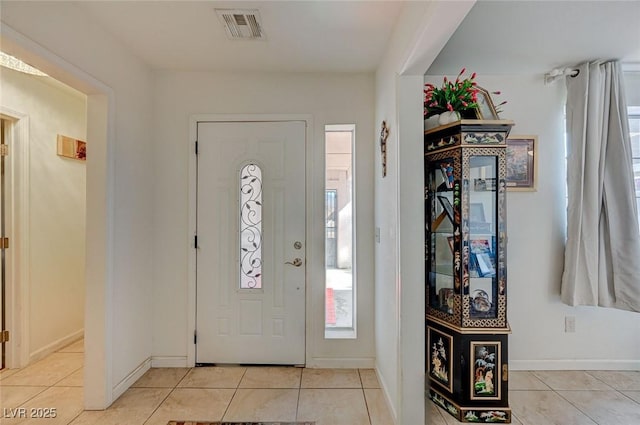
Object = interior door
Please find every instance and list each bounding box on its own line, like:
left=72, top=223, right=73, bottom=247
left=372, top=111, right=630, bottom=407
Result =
left=196, top=120, right=306, bottom=365
left=1, top=119, right=7, bottom=369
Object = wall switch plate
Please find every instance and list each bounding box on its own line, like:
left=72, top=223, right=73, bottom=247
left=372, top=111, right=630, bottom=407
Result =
left=565, top=316, right=576, bottom=333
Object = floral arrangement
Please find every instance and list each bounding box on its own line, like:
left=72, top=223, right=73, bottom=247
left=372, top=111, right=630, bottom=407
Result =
left=424, top=69, right=508, bottom=119
left=424, top=68, right=479, bottom=118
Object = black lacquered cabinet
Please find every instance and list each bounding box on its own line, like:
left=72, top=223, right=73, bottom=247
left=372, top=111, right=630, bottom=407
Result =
left=425, top=120, right=514, bottom=423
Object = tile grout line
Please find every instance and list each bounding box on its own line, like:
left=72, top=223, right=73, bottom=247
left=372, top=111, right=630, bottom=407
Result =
left=6, top=386, right=50, bottom=414
left=141, top=386, right=178, bottom=425
left=51, top=365, right=84, bottom=387
left=357, top=369, right=374, bottom=425
left=66, top=405, right=85, bottom=425
left=525, top=371, right=554, bottom=391
left=219, top=367, right=248, bottom=422
left=295, top=369, right=303, bottom=421
left=172, top=367, right=193, bottom=389
left=57, top=345, right=84, bottom=425
left=583, top=370, right=616, bottom=391
left=531, top=370, right=623, bottom=425
left=551, top=388, right=601, bottom=425
left=619, top=390, right=640, bottom=405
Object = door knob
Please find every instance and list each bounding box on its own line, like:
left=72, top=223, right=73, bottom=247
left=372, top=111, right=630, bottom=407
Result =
left=285, top=258, right=303, bottom=267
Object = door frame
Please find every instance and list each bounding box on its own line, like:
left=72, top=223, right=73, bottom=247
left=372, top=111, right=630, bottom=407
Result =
left=187, top=114, right=313, bottom=367
left=0, top=108, right=30, bottom=371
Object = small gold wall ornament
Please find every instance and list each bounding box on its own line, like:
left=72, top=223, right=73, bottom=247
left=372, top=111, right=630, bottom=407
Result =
left=380, top=120, right=389, bottom=177
left=57, top=134, right=86, bottom=161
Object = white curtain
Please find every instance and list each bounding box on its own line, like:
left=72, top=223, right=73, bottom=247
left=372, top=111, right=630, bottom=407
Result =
left=561, top=60, right=640, bottom=312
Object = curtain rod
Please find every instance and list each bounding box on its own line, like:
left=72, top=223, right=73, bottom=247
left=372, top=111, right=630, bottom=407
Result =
left=544, top=67, right=580, bottom=85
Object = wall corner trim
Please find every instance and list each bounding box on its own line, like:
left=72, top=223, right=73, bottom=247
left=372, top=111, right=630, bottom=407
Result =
left=111, top=357, right=151, bottom=402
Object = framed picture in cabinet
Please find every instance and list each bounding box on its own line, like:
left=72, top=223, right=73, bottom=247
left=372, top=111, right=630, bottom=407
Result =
left=428, top=327, right=453, bottom=392
left=470, top=341, right=501, bottom=400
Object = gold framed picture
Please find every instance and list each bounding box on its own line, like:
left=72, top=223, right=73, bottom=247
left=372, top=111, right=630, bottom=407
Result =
left=57, top=134, right=86, bottom=161
left=474, top=86, right=499, bottom=120
left=506, top=135, right=537, bottom=191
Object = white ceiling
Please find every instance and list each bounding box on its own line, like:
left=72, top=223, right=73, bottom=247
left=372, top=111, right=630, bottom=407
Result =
left=427, top=0, right=640, bottom=75
left=63, top=1, right=640, bottom=76
left=73, top=0, right=405, bottom=73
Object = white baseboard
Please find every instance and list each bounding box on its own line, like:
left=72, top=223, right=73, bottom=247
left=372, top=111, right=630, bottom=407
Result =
left=306, top=356, right=375, bottom=369
left=511, top=359, right=640, bottom=371
left=29, top=329, right=84, bottom=364
left=151, top=356, right=188, bottom=368
left=112, top=357, right=151, bottom=401
left=375, top=366, right=398, bottom=425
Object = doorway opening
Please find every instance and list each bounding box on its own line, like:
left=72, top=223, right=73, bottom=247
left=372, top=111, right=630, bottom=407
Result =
left=0, top=63, right=87, bottom=372
left=0, top=31, right=113, bottom=407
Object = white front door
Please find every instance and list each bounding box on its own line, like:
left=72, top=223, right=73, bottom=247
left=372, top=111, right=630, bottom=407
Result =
left=196, top=120, right=306, bottom=365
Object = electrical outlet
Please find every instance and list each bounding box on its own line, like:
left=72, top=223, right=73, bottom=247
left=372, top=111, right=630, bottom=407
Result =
left=565, top=316, right=576, bottom=333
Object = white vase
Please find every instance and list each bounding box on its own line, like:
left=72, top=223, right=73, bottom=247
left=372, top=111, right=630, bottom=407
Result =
left=438, top=111, right=461, bottom=126
left=424, top=115, right=440, bottom=130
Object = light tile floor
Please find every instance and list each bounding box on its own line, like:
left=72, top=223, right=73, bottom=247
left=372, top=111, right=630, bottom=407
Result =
left=0, top=340, right=391, bottom=425
left=427, top=370, right=640, bottom=425
left=1, top=340, right=639, bottom=424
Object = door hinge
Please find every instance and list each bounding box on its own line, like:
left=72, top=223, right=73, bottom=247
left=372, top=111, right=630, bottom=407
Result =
left=195, top=141, right=198, bottom=155
left=0, top=237, right=8, bottom=249
left=193, top=331, right=197, bottom=344
left=194, top=235, right=198, bottom=248
left=0, top=145, right=8, bottom=156
left=0, top=330, right=9, bottom=343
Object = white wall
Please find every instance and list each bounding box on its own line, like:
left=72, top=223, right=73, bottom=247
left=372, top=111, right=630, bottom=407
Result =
left=152, top=71, right=375, bottom=368
left=374, top=2, right=474, bottom=424
left=0, top=67, right=86, bottom=361
left=1, top=1, right=155, bottom=408
left=423, top=73, right=640, bottom=369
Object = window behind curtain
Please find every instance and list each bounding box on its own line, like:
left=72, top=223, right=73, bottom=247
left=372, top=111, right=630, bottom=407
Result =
left=629, top=106, right=640, bottom=232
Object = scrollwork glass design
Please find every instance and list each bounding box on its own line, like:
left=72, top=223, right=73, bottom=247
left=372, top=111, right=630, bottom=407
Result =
left=240, top=164, right=263, bottom=289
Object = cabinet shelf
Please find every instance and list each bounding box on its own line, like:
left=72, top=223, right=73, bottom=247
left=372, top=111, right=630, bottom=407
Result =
left=430, top=268, right=454, bottom=278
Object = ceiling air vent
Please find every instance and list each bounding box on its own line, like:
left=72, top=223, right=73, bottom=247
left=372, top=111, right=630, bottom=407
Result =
left=215, top=9, right=266, bottom=40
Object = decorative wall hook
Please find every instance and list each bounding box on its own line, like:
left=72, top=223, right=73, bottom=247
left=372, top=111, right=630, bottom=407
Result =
left=380, top=120, right=389, bottom=177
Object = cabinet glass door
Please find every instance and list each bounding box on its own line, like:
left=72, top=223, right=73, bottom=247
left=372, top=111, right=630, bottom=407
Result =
left=427, top=159, right=456, bottom=314
left=468, top=156, right=498, bottom=319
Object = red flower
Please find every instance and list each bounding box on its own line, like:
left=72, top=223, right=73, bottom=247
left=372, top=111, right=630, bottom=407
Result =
left=446, top=103, right=453, bottom=111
